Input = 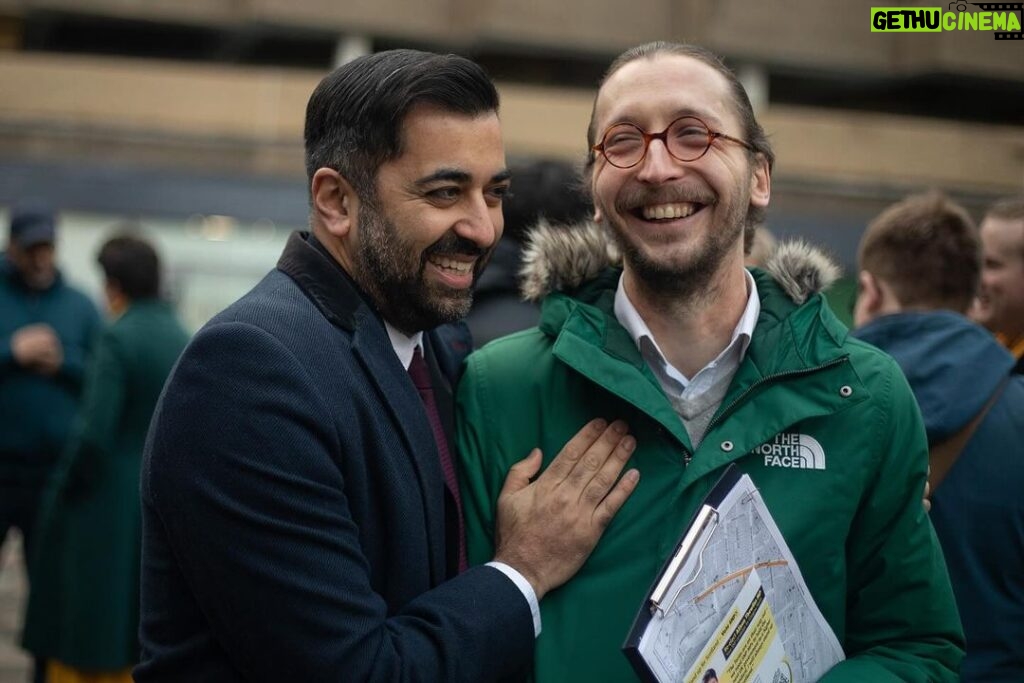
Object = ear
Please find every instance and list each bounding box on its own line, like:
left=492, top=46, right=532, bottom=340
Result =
left=311, top=168, right=361, bottom=239
left=853, top=270, right=883, bottom=327
left=748, top=155, right=771, bottom=209
left=593, top=206, right=603, bottom=223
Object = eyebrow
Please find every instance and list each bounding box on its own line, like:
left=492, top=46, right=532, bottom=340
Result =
left=608, top=106, right=723, bottom=129
left=414, top=167, right=512, bottom=186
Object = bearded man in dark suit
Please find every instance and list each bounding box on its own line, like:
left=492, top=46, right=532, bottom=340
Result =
left=136, top=49, right=639, bottom=682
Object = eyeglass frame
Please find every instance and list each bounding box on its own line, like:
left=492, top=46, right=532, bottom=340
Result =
left=592, top=115, right=755, bottom=169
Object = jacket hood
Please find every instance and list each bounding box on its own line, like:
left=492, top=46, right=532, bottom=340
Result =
left=519, top=221, right=839, bottom=304
left=852, top=311, right=1014, bottom=442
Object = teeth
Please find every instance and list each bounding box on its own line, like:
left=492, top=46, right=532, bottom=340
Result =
left=431, top=257, right=473, bottom=274
left=642, top=203, right=697, bottom=221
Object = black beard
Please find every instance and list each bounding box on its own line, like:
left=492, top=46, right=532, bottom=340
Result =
left=353, top=201, right=491, bottom=334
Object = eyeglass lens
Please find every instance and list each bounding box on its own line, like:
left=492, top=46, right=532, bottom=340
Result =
left=601, top=117, right=713, bottom=168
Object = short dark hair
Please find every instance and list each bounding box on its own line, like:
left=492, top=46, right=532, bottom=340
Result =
left=585, top=42, right=775, bottom=233
left=97, top=233, right=161, bottom=300
left=304, top=49, right=500, bottom=199
left=859, top=191, right=980, bottom=313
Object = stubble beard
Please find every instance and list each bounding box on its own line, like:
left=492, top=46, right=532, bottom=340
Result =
left=601, top=189, right=749, bottom=306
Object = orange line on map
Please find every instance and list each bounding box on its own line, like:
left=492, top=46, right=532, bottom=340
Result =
left=694, top=560, right=789, bottom=603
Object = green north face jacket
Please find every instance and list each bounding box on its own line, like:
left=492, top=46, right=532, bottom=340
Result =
left=456, top=224, right=964, bottom=682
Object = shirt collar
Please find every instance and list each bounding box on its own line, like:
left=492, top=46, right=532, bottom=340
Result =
left=613, top=269, right=760, bottom=380
left=385, top=322, right=424, bottom=370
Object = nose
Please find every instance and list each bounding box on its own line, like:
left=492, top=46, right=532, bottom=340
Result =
left=635, top=138, right=685, bottom=185
left=454, top=195, right=501, bottom=249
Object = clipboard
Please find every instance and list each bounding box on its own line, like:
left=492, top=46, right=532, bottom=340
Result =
left=622, top=464, right=743, bottom=683
left=620, top=464, right=844, bottom=683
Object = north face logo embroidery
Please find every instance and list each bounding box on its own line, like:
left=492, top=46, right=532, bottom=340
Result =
left=755, top=432, right=826, bottom=470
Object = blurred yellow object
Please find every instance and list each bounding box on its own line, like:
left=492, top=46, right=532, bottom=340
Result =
left=996, top=332, right=1024, bottom=361
left=46, top=661, right=132, bottom=683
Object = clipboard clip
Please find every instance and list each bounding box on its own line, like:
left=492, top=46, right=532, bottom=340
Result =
left=649, top=506, right=720, bottom=616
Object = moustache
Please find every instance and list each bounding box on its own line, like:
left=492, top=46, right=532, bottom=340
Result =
left=424, top=232, right=487, bottom=260
left=614, top=185, right=717, bottom=213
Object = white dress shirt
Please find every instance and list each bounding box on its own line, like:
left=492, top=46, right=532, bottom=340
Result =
left=613, top=271, right=760, bottom=449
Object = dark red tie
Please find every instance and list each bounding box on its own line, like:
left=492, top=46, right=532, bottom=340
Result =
left=408, top=347, right=468, bottom=573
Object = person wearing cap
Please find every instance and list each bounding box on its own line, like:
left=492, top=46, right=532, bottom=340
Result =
left=1, top=201, right=101, bottom=678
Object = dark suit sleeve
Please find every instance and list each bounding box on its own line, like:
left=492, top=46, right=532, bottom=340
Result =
left=144, top=321, right=533, bottom=682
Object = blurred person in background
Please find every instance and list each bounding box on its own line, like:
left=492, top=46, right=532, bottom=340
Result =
left=465, top=159, right=591, bottom=346
left=742, top=221, right=776, bottom=267
left=852, top=191, right=1024, bottom=682
left=0, top=202, right=100, bottom=683
left=21, top=233, right=189, bottom=683
left=972, top=197, right=1024, bottom=374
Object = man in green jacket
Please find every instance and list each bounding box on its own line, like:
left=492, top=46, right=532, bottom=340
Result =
left=457, top=42, right=964, bottom=682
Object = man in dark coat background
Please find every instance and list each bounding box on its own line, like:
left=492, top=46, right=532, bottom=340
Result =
left=1, top=202, right=101, bottom=683
left=136, top=49, right=638, bottom=682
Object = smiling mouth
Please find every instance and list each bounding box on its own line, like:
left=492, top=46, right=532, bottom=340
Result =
left=428, top=256, right=474, bottom=275
left=635, top=202, right=705, bottom=222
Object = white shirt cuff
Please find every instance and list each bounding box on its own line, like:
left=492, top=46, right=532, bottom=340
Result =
left=487, top=561, right=542, bottom=637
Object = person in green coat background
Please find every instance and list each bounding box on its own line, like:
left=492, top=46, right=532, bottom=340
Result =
left=22, top=233, right=190, bottom=683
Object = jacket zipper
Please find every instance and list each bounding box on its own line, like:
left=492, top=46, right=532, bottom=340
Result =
left=683, top=355, right=851, bottom=466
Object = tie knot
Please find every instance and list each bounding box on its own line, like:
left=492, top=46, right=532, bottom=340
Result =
left=408, top=347, right=432, bottom=390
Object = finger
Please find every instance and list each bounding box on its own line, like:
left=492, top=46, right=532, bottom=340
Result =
left=593, top=468, right=640, bottom=529
left=563, top=420, right=628, bottom=489
left=579, top=433, right=635, bottom=505
left=541, top=419, right=607, bottom=481
left=500, top=448, right=543, bottom=497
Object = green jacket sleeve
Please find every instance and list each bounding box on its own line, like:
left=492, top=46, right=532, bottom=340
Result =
left=63, top=327, right=126, bottom=497
left=57, top=304, right=103, bottom=389
left=822, top=362, right=964, bottom=682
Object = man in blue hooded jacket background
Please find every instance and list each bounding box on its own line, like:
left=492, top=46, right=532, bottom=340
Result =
left=853, top=190, right=1024, bottom=682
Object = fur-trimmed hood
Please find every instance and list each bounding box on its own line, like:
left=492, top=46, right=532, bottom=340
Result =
left=519, top=220, right=840, bottom=304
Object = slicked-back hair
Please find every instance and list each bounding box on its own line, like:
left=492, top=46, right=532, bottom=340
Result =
left=585, top=41, right=775, bottom=230
left=304, top=49, right=500, bottom=200
left=859, top=191, right=980, bottom=313
left=97, top=232, right=161, bottom=300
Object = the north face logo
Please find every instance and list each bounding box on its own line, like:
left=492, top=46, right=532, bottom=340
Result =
left=755, top=432, right=826, bottom=470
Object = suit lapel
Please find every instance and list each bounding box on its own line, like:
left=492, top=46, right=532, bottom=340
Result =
left=423, top=335, right=456, bottom=445
left=349, top=311, right=449, bottom=586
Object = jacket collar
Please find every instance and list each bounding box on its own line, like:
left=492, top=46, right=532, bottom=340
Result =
left=276, top=231, right=370, bottom=332
left=537, top=261, right=861, bottom=462
left=519, top=220, right=839, bottom=305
